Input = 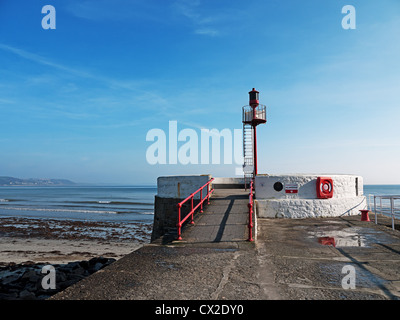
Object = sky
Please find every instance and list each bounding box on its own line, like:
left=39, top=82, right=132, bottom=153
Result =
left=0, top=0, right=399, bottom=185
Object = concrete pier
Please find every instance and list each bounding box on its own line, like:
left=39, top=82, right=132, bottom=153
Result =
left=51, top=191, right=400, bottom=301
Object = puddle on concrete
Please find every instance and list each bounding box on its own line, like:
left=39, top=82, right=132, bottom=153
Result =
left=308, top=227, right=394, bottom=248
left=324, top=221, right=345, bottom=224
left=320, top=263, right=388, bottom=289
left=213, top=248, right=237, bottom=252
left=318, top=236, right=336, bottom=247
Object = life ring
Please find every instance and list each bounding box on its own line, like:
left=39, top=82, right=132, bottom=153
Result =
left=317, top=177, right=333, bottom=199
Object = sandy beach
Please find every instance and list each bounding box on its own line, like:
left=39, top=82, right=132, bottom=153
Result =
left=0, top=216, right=153, bottom=299
left=0, top=237, right=143, bottom=265
left=0, top=216, right=152, bottom=265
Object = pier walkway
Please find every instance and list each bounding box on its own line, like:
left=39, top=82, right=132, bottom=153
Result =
left=177, top=188, right=251, bottom=245
left=52, top=189, right=400, bottom=301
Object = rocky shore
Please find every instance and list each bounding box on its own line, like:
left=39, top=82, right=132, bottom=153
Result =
left=0, top=216, right=153, bottom=242
left=0, top=257, right=115, bottom=300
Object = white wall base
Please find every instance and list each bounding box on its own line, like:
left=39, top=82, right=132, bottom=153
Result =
left=256, top=196, right=367, bottom=219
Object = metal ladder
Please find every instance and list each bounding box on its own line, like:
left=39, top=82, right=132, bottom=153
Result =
left=243, top=123, right=254, bottom=188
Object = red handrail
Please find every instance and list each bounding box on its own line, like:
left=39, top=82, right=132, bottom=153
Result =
left=176, top=178, right=215, bottom=240
left=248, top=180, right=254, bottom=242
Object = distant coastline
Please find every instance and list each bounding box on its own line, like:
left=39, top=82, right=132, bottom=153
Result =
left=0, top=176, right=75, bottom=186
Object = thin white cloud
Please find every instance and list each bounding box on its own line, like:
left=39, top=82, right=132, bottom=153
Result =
left=173, top=0, right=201, bottom=21
left=0, top=43, right=180, bottom=126
left=0, top=98, right=15, bottom=105
left=173, top=0, right=222, bottom=36
left=0, top=43, right=91, bottom=78
left=0, top=43, right=165, bottom=98
left=64, top=0, right=169, bottom=23
left=195, top=28, right=219, bottom=37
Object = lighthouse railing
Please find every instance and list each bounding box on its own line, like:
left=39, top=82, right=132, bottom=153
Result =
left=176, top=178, right=215, bottom=240
left=242, top=104, right=267, bottom=123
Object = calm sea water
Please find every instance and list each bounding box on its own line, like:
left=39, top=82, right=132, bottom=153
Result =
left=0, top=186, right=156, bottom=223
left=0, top=185, right=398, bottom=223
left=363, top=185, right=400, bottom=197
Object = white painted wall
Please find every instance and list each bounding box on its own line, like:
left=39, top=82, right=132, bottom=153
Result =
left=254, top=174, right=366, bottom=218
left=255, top=174, right=363, bottom=199
left=256, top=197, right=367, bottom=218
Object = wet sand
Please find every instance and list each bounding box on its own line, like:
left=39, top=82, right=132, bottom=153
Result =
left=0, top=217, right=152, bottom=265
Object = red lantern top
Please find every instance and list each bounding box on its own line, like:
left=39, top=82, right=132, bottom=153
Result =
left=249, top=88, right=259, bottom=107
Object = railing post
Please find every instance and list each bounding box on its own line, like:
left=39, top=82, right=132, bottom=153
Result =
left=248, top=180, right=254, bottom=242
left=248, top=202, right=253, bottom=242
left=200, top=188, right=203, bottom=213
left=374, top=196, right=377, bottom=224
left=391, top=197, right=395, bottom=230
left=177, top=203, right=182, bottom=241
left=190, top=194, right=194, bottom=224
left=207, top=182, right=211, bottom=205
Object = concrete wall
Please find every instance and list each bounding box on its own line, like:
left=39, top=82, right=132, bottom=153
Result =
left=151, top=196, right=202, bottom=242
left=255, top=174, right=366, bottom=218
left=157, top=175, right=212, bottom=199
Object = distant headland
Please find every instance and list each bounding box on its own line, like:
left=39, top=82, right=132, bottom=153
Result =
left=0, top=176, right=75, bottom=186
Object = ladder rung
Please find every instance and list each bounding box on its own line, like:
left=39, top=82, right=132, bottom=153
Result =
left=243, top=124, right=254, bottom=176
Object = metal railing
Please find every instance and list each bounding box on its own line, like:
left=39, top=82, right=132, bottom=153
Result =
left=368, top=194, right=400, bottom=230
left=242, top=104, right=267, bottom=123
left=248, top=179, right=254, bottom=242
left=176, top=178, right=215, bottom=240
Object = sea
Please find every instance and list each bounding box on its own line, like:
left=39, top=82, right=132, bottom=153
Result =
left=0, top=185, right=156, bottom=223
left=0, top=184, right=399, bottom=223
left=364, top=185, right=400, bottom=215
left=364, top=185, right=400, bottom=197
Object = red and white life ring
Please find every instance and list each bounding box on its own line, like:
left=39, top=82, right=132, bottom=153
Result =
left=316, top=177, right=333, bottom=199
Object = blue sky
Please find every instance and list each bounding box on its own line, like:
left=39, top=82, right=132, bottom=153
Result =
left=0, top=0, right=399, bottom=185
